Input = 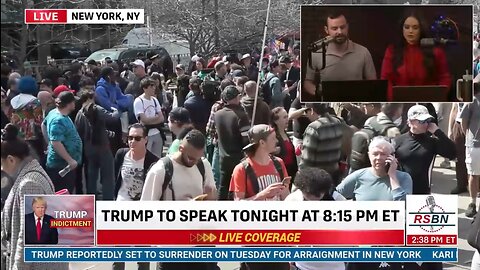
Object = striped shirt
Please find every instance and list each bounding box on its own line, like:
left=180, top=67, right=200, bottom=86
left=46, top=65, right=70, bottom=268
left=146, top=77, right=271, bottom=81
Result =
left=300, top=114, right=344, bottom=174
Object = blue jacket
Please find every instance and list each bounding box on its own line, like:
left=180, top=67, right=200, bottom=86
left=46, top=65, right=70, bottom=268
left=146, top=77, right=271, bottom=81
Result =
left=95, top=78, right=132, bottom=112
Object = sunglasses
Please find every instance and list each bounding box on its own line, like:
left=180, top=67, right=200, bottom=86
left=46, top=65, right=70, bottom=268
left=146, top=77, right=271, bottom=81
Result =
left=418, top=119, right=432, bottom=124
left=127, top=136, right=144, bottom=141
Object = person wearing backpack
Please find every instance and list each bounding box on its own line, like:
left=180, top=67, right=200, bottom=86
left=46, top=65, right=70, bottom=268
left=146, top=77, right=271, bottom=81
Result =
left=350, top=103, right=403, bottom=172
left=229, top=124, right=290, bottom=270
left=75, top=89, right=119, bottom=200
left=140, top=129, right=219, bottom=269
left=263, top=60, right=285, bottom=108
left=133, top=77, right=165, bottom=158
left=141, top=129, right=216, bottom=201
left=112, top=123, right=157, bottom=270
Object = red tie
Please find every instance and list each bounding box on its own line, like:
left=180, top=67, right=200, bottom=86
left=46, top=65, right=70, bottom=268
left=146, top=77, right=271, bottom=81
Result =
left=36, top=217, right=41, bottom=241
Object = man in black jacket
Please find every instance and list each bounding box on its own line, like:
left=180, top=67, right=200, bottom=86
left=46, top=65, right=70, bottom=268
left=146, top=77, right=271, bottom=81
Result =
left=215, top=86, right=250, bottom=200
left=113, top=123, right=157, bottom=270
left=394, top=105, right=456, bottom=194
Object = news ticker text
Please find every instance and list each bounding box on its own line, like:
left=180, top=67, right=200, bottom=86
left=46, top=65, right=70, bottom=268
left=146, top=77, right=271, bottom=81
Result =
left=24, top=247, right=457, bottom=262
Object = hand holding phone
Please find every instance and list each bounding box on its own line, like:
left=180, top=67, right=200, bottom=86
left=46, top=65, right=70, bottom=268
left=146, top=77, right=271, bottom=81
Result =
left=192, top=194, right=209, bottom=201
left=385, top=155, right=398, bottom=175
left=281, top=176, right=292, bottom=187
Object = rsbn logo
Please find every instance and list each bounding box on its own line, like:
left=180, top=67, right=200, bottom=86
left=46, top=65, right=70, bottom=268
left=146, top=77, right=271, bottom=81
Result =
left=409, top=196, right=455, bottom=233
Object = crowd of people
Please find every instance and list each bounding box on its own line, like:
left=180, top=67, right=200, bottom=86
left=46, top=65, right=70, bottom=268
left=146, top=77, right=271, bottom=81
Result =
left=1, top=29, right=479, bottom=270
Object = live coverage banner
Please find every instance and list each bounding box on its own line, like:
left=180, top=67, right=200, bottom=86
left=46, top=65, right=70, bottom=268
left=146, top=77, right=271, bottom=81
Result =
left=96, top=201, right=406, bottom=246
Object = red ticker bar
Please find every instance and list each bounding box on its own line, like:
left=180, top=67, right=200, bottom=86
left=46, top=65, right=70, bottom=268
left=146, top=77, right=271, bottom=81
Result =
left=97, top=229, right=405, bottom=246
left=407, top=235, right=457, bottom=245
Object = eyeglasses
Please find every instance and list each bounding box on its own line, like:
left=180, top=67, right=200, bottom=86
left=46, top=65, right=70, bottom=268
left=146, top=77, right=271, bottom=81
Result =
left=127, top=136, right=144, bottom=141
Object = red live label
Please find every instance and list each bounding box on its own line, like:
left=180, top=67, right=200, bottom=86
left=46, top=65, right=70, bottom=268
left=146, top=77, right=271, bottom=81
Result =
left=25, top=9, right=67, bottom=24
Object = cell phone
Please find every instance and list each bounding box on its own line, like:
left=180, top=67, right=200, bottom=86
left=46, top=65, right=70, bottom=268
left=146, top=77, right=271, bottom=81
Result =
left=385, top=161, right=391, bottom=173
left=282, top=177, right=291, bottom=186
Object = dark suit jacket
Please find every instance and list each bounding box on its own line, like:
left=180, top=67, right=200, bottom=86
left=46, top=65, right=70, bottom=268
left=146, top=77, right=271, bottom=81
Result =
left=281, top=66, right=300, bottom=102
left=25, top=213, right=58, bottom=245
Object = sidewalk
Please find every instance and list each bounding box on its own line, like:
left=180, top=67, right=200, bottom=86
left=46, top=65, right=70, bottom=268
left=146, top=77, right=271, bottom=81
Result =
left=69, top=157, right=477, bottom=270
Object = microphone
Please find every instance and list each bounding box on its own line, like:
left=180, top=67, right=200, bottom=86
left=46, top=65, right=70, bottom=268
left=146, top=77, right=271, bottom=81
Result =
left=426, top=195, right=436, bottom=231
left=426, top=195, right=436, bottom=213
left=308, top=36, right=334, bottom=51
left=420, top=38, right=456, bottom=47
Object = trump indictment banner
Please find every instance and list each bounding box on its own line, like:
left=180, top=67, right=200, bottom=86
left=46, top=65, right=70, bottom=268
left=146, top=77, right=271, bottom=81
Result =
left=96, top=201, right=406, bottom=246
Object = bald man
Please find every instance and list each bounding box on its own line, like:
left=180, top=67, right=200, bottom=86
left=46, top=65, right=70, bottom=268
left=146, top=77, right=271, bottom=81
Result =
left=241, top=81, right=271, bottom=125
left=37, top=91, right=55, bottom=117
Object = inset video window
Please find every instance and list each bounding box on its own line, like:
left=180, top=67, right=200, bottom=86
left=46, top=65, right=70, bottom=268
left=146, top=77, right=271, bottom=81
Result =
left=301, top=5, right=473, bottom=103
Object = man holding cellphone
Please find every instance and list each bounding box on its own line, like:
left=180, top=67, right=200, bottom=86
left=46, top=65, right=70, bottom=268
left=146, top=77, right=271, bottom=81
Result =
left=229, top=124, right=290, bottom=201
left=229, top=124, right=291, bottom=270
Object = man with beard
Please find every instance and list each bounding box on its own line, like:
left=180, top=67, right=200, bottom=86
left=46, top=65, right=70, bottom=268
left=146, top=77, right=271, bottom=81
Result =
left=304, top=12, right=377, bottom=98
left=141, top=129, right=217, bottom=201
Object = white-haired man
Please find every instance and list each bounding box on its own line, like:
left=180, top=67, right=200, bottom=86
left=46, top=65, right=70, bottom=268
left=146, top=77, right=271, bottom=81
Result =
left=337, top=136, right=413, bottom=201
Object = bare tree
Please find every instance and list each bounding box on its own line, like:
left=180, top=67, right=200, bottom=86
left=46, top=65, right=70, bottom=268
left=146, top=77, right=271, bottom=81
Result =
left=120, top=0, right=304, bottom=57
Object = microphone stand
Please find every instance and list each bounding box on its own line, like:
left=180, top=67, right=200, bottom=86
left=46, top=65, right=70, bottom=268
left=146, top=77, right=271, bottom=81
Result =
left=307, top=40, right=327, bottom=101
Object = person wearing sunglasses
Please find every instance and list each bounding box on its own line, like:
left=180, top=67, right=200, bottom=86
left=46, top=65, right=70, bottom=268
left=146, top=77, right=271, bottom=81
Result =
left=112, top=128, right=156, bottom=270
left=394, top=105, right=456, bottom=195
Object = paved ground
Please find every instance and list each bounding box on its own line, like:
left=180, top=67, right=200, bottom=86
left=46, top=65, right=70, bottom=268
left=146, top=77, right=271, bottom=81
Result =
left=69, top=156, right=477, bottom=270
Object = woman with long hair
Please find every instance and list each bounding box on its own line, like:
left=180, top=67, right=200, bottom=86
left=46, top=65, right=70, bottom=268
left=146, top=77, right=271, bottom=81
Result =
left=271, top=107, right=297, bottom=185
left=1, top=124, right=67, bottom=270
left=381, top=10, right=452, bottom=101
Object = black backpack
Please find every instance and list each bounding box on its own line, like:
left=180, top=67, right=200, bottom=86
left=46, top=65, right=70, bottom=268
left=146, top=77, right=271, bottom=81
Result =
left=201, top=75, right=221, bottom=103
left=350, top=116, right=397, bottom=172
left=260, top=75, right=274, bottom=105
left=159, top=156, right=206, bottom=201
left=241, top=156, right=284, bottom=195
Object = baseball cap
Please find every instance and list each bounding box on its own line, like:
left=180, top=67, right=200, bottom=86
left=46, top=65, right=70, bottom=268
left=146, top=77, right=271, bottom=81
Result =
left=240, top=54, right=251, bottom=61
left=38, top=78, right=53, bottom=87
left=221, top=85, right=240, bottom=102
left=175, top=64, right=185, bottom=71
left=279, top=55, right=292, bottom=64
left=53, top=85, right=75, bottom=97
left=242, top=124, right=275, bottom=151
left=130, top=59, right=145, bottom=68
left=55, top=91, right=76, bottom=106
left=407, top=105, right=434, bottom=121
left=169, top=107, right=191, bottom=124
left=231, top=69, right=244, bottom=78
